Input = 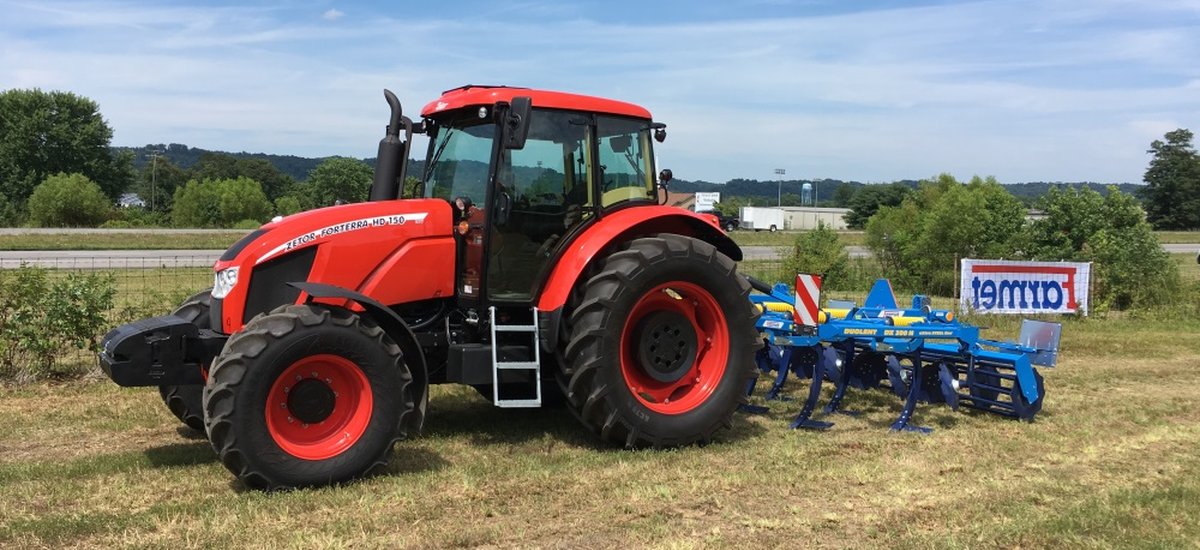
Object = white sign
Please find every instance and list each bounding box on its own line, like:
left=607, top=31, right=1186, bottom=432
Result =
left=694, top=192, right=721, bottom=212
left=960, top=259, right=1091, bottom=315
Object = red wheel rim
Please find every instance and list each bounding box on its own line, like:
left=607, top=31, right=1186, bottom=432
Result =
left=265, top=354, right=373, bottom=460
left=619, top=281, right=730, bottom=415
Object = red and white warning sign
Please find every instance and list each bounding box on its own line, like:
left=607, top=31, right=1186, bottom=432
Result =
left=793, top=273, right=822, bottom=326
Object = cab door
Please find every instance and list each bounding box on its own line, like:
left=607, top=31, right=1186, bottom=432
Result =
left=485, top=109, right=593, bottom=302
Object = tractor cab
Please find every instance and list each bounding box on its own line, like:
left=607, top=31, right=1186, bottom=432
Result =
left=410, top=86, right=664, bottom=306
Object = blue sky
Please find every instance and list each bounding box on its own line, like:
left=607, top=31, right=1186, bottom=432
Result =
left=2, top=0, right=1197, bottom=184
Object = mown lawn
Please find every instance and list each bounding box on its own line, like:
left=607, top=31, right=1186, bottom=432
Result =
left=2, top=315, right=1198, bottom=548
left=0, top=231, right=248, bottom=251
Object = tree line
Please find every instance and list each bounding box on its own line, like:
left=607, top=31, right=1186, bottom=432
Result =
left=0, top=89, right=389, bottom=228
left=2, top=88, right=1197, bottom=231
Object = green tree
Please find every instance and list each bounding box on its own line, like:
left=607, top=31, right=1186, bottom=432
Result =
left=1028, top=186, right=1178, bottom=309
left=305, top=157, right=374, bottom=206
left=218, top=176, right=272, bottom=224
left=274, top=195, right=303, bottom=217
left=1141, top=128, right=1200, bottom=230
left=191, top=153, right=296, bottom=201
left=172, top=177, right=271, bottom=228
left=844, top=182, right=913, bottom=229
left=26, top=173, right=112, bottom=227
left=0, top=89, right=133, bottom=209
left=133, top=155, right=189, bottom=212
left=864, top=174, right=1025, bottom=295
left=832, top=182, right=856, bottom=207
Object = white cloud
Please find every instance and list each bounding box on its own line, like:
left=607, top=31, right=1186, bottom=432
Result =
left=1, top=0, right=1196, bottom=183
left=322, top=8, right=344, bottom=21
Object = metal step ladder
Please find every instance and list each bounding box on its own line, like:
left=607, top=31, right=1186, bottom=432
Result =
left=488, top=306, right=542, bottom=408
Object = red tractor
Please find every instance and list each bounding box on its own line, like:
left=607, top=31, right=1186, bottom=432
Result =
left=100, top=86, right=759, bottom=489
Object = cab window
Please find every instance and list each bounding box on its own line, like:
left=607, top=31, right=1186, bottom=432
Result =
left=596, top=116, right=654, bottom=208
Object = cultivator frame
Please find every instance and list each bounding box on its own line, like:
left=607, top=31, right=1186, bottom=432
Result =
left=744, top=275, right=1061, bottom=433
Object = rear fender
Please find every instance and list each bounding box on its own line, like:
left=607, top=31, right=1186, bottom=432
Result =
left=536, top=206, right=742, bottom=347
left=289, top=281, right=427, bottom=435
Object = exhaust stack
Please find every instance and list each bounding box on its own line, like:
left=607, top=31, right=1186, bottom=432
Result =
left=370, top=89, right=413, bottom=201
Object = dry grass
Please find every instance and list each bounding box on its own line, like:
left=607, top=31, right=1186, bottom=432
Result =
left=1, top=316, right=1198, bottom=548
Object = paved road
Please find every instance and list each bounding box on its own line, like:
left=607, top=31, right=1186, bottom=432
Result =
left=2, top=243, right=1196, bottom=269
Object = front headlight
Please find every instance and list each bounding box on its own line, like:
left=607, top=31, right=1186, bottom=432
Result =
left=212, top=267, right=240, bottom=299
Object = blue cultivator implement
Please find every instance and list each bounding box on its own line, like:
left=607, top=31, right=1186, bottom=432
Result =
left=743, top=275, right=1061, bottom=433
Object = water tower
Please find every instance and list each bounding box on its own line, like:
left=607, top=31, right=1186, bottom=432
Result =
left=801, top=182, right=813, bottom=206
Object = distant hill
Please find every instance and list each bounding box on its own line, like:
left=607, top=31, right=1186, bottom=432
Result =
left=115, top=143, right=341, bottom=181
left=113, top=143, right=1140, bottom=201
left=668, top=178, right=1143, bottom=205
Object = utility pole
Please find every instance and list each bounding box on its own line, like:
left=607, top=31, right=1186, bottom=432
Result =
left=774, top=168, right=785, bottom=206
left=148, top=149, right=163, bottom=211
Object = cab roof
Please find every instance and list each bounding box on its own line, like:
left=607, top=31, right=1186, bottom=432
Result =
left=420, top=85, right=652, bottom=120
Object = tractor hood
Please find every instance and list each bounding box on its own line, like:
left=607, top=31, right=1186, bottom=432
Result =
left=210, top=199, right=456, bottom=333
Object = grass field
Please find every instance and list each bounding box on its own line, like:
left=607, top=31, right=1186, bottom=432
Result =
left=1156, top=231, right=1200, bottom=244
left=0, top=232, right=248, bottom=251
left=2, top=313, right=1199, bottom=547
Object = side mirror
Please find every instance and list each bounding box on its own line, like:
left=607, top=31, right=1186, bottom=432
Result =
left=502, top=97, right=532, bottom=150
left=659, top=169, right=673, bottom=184
left=609, top=135, right=632, bottom=152
left=650, top=122, right=667, bottom=143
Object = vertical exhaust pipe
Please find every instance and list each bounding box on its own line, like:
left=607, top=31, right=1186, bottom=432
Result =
left=370, top=89, right=412, bottom=201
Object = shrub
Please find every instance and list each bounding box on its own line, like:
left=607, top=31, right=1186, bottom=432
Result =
left=26, top=173, right=112, bottom=227
left=782, top=222, right=852, bottom=290
left=274, top=195, right=304, bottom=217
left=0, top=266, right=116, bottom=381
left=233, top=218, right=263, bottom=230
left=99, top=219, right=133, bottom=229
left=173, top=177, right=271, bottom=228
left=1027, top=186, right=1180, bottom=310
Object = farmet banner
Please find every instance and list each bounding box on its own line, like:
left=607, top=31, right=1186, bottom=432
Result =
left=960, top=259, right=1091, bottom=316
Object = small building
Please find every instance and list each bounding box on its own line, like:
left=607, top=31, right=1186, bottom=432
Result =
left=117, top=193, right=146, bottom=208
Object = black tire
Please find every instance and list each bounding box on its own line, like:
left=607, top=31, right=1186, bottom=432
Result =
left=769, top=225, right=778, bottom=232
left=158, top=289, right=212, bottom=432
left=558, top=235, right=759, bottom=447
left=725, top=222, right=736, bottom=232
left=203, top=304, right=414, bottom=490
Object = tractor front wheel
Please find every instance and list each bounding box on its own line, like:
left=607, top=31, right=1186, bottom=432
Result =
left=560, top=235, right=759, bottom=447
left=158, top=289, right=212, bottom=432
left=203, top=304, right=415, bottom=490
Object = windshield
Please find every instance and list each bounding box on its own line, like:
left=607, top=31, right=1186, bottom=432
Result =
left=424, top=119, right=495, bottom=204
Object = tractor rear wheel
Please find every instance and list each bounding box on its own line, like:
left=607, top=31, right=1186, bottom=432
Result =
left=559, top=235, right=759, bottom=447
left=158, top=289, right=212, bottom=432
left=203, top=304, right=414, bottom=490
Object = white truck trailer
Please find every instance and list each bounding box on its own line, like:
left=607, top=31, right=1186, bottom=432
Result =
left=739, top=206, right=786, bottom=232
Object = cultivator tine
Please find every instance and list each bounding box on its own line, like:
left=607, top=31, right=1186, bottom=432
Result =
left=889, top=357, right=933, bottom=434
left=938, top=363, right=960, bottom=411
left=823, top=343, right=857, bottom=415
left=765, top=346, right=793, bottom=401
left=886, top=355, right=907, bottom=398
left=789, top=345, right=835, bottom=430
